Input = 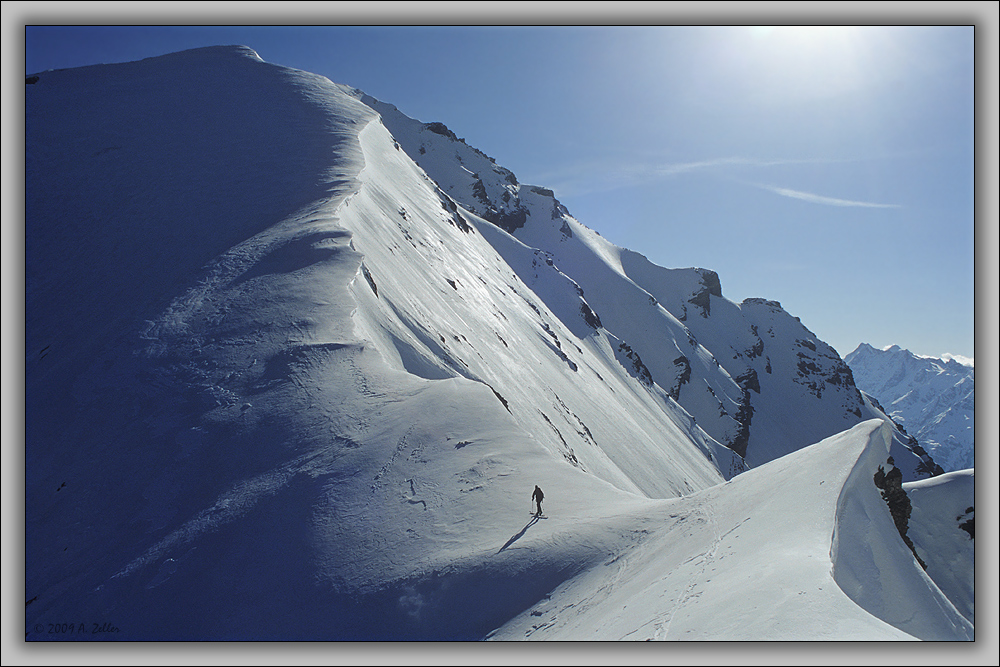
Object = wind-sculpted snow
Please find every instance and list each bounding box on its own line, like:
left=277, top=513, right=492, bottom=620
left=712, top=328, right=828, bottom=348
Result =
left=830, top=422, right=972, bottom=640
left=491, top=420, right=970, bottom=640
left=25, top=47, right=965, bottom=641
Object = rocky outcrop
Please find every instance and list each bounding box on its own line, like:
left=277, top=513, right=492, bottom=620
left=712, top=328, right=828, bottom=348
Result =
left=874, top=457, right=927, bottom=569
left=667, top=355, right=692, bottom=400
left=686, top=269, right=722, bottom=318
left=423, top=121, right=458, bottom=140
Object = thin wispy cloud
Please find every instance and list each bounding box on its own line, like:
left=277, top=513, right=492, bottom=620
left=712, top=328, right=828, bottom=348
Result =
left=651, top=156, right=835, bottom=177
left=534, top=155, right=844, bottom=198
left=755, top=183, right=901, bottom=209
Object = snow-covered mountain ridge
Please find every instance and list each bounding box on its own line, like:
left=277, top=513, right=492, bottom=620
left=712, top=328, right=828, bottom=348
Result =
left=25, top=46, right=970, bottom=641
left=356, top=90, right=939, bottom=477
left=846, top=343, right=974, bottom=472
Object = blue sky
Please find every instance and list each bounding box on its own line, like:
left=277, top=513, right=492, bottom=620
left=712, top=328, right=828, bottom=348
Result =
left=19, top=17, right=989, bottom=362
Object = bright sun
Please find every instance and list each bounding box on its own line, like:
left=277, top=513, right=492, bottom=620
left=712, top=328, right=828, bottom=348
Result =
left=729, top=25, right=879, bottom=103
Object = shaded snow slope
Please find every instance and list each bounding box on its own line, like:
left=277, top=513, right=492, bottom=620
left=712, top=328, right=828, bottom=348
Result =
left=25, top=46, right=734, bottom=641
left=903, top=469, right=975, bottom=625
left=25, top=47, right=963, bottom=641
left=847, top=343, right=974, bottom=471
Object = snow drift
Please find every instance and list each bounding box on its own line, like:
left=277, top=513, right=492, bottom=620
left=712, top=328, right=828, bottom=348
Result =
left=24, top=46, right=968, bottom=641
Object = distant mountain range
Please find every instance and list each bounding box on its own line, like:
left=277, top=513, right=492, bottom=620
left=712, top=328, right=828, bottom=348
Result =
left=845, top=343, right=974, bottom=472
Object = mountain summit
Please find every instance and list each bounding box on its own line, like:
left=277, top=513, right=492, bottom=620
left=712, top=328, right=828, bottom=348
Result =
left=846, top=343, right=974, bottom=472
left=25, top=46, right=970, bottom=641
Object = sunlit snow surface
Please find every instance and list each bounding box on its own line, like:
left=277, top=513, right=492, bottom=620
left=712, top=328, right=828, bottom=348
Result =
left=25, top=46, right=971, bottom=641
left=490, top=421, right=970, bottom=641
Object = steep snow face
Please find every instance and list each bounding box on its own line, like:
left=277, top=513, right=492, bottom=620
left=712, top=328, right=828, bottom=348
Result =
left=352, top=95, right=750, bottom=459
left=903, top=470, right=975, bottom=626
left=354, top=95, right=537, bottom=234
left=363, top=94, right=937, bottom=481
left=339, top=116, right=740, bottom=499
left=829, top=423, right=971, bottom=640
left=846, top=343, right=974, bottom=471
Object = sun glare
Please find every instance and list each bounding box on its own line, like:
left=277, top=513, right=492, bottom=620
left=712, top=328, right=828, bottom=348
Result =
left=723, top=26, right=880, bottom=104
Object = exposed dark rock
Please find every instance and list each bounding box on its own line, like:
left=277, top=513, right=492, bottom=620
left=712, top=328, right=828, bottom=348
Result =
left=736, top=367, right=761, bottom=394
left=687, top=270, right=721, bottom=317
left=471, top=177, right=490, bottom=207
left=618, top=342, right=653, bottom=386
left=905, top=433, right=945, bottom=477
left=362, top=265, right=378, bottom=297
left=914, top=457, right=945, bottom=477
left=796, top=358, right=821, bottom=376
left=484, top=383, right=511, bottom=413
left=437, top=192, right=472, bottom=233
left=26, top=75, right=40, bottom=84
left=743, top=297, right=782, bottom=310
left=687, top=290, right=712, bottom=318
left=730, top=389, right=753, bottom=459
left=747, top=327, right=764, bottom=359
left=489, top=207, right=528, bottom=234
left=865, top=395, right=944, bottom=476
left=668, top=355, right=692, bottom=400
left=873, top=458, right=927, bottom=569
left=868, top=393, right=888, bottom=414
left=697, top=269, right=722, bottom=297
left=823, top=359, right=854, bottom=387
left=496, top=167, right=518, bottom=185
left=957, top=507, right=974, bottom=539
left=424, top=121, right=458, bottom=140
left=580, top=302, right=602, bottom=329
left=529, top=186, right=554, bottom=197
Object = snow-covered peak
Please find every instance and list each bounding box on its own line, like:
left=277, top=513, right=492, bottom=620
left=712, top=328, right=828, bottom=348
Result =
left=941, top=353, right=974, bottom=367
left=141, top=44, right=265, bottom=64
left=846, top=343, right=974, bottom=472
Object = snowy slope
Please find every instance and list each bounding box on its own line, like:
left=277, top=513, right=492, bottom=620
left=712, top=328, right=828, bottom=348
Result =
left=24, top=47, right=966, bottom=641
left=359, top=93, right=939, bottom=482
left=846, top=343, right=975, bottom=471
left=489, top=421, right=970, bottom=640
left=903, top=469, right=975, bottom=626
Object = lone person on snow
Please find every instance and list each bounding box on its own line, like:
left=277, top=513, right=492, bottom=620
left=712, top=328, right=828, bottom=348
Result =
left=532, top=485, right=544, bottom=516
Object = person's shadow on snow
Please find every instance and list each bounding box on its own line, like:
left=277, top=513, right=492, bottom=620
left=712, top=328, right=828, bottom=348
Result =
left=497, top=515, right=541, bottom=553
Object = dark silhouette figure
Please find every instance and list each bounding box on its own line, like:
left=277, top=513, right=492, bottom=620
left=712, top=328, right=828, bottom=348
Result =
left=532, top=485, right=544, bottom=516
